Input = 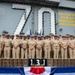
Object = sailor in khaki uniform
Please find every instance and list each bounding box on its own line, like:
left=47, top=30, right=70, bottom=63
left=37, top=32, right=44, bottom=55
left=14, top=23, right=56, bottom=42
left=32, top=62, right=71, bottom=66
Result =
left=1, top=33, right=6, bottom=58
left=3, top=34, right=11, bottom=58
left=68, top=35, right=75, bottom=59
left=9, top=35, right=14, bottom=58
left=43, top=35, right=51, bottom=59
left=36, top=36, right=43, bottom=59
left=28, top=36, right=36, bottom=59
left=58, top=35, right=62, bottom=58
left=51, top=35, right=60, bottom=59
left=48, top=36, right=52, bottom=58
left=0, top=35, right=2, bottom=58
left=21, top=35, right=28, bottom=59
left=41, top=35, right=44, bottom=58
left=12, top=35, right=21, bottom=59
left=60, top=36, right=68, bottom=59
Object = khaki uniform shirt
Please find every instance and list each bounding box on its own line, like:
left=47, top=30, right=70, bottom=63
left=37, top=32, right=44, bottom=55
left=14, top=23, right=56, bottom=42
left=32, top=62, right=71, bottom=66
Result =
left=36, top=40, right=43, bottom=50
left=1, top=38, right=5, bottom=48
left=28, top=40, right=36, bottom=50
left=0, top=39, right=2, bottom=50
left=21, top=40, right=28, bottom=49
left=60, top=40, right=68, bottom=49
left=4, top=39, right=11, bottom=47
left=51, top=40, right=60, bottom=48
left=43, top=39, right=51, bottom=49
left=12, top=39, right=21, bottom=48
left=68, top=39, right=75, bottom=49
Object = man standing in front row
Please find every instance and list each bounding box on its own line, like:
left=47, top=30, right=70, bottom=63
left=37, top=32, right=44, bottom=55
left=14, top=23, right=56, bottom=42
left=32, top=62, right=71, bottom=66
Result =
left=28, top=36, right=36, bottom=59
left=21, top=35, right=28, bottom=59
left=51, top=35, right=60, bottom=59
left=68, top=35, right=75, bottom=59
left=12, top=35, right=21, bottom=59
left=60, top=36, right=68, bottom=59
left=3, top=34, right=11, bottom=59
left=0, top=35, right=2, bottom=58
left=36, top=36, right=43, bottom=59
left=43, top=36, right=51, bottom=59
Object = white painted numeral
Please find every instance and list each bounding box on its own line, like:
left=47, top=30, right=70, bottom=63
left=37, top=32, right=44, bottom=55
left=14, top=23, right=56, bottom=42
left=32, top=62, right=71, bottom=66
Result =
left=36, top=60, right=40, bottom=65
left=30, top=59, right=33, bottom=65
left=13, top=4, right=31, bottom=35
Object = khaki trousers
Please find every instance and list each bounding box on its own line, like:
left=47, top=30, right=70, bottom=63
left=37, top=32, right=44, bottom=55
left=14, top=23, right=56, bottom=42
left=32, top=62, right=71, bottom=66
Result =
left=21, top=48, right=27, bottom=59
left=12, top=47, right=20, bottom=59
left=29, top=48, right=35, bottom=59
left=44, top=47, right=51, bottom=59
left=53, top=47, right=59, bottom=59
left=36, top=49, right=42, bottom=59
left=61, top=48, right=67, bottom=59
left=4, top=47, right=10, bottom=59
left=69, top=48, right=75, bottom=59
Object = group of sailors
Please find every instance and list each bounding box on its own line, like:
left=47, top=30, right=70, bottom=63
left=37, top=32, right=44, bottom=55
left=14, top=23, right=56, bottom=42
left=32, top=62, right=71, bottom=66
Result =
left=0, top=32, right=75, bottom=59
